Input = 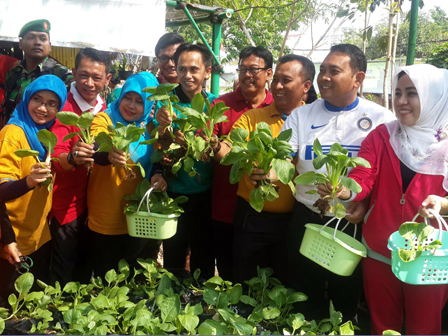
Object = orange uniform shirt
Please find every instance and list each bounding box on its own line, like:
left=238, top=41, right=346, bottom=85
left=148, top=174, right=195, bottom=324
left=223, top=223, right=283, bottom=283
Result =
left=0, top=124, right=52, bottom=256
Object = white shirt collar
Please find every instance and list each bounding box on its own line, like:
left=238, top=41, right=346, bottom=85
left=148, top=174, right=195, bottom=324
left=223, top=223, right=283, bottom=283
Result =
left=70, top=82, right=104, bottom=114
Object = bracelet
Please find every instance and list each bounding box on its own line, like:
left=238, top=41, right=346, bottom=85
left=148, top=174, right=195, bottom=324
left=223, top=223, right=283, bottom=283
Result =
left=67, top=152, right=79, bottom=168
left=213, top=141, right=221, bottom=154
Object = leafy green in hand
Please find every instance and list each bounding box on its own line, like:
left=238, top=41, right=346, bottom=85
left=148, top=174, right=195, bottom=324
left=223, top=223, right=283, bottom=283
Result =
left=398, top=221, right=443, bottom=262
left=14, top=129, right=58, bottom=191
left=56, top=111, right=96, bottom=172
left=294, top=138, right=370, bottom=219
left=96, top=122, right=156, bottom=179
left=220, top=122, right=295, bottom=212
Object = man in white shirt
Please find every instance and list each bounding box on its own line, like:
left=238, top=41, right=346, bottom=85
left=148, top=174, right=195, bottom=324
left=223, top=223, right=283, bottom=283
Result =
left=281, top=44, right=395, bottom=323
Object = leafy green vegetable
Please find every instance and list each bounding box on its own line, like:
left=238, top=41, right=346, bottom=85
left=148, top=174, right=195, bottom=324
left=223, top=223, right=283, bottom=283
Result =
left=143, top=82, right=179, bottom=131
left=56, top=111, right=98, bottom=172
left=397, top=221, right=443, bottom=262
left=57, top=111, right=96, bottom=144
left=294, top=138, right=370, bottom=219
left=14, top=129, right=58, bottom=191
left=96, top=122, right=156, bottom=179
left=124, top=179, right=187, bottom=216
left=220, top=122, right=295, bottom=212
left=150, top=92, right=229, bottom=178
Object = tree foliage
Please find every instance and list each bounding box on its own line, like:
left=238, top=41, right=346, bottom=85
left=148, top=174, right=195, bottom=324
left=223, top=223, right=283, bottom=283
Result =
left=342, top=8, right=448, bottom=60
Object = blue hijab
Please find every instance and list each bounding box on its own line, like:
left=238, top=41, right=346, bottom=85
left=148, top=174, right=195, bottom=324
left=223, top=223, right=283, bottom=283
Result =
left=106, top=72, right=158, bottom=175
left=7, top=75, right=68, bottom=162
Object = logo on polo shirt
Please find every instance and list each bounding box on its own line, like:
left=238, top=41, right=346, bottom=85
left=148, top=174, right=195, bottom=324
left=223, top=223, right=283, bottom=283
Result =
left=311, top=124, right=327, bottom=129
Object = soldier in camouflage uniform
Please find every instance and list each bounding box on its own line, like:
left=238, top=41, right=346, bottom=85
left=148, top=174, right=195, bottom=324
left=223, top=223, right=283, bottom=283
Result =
left=0, top=19, right=72, bottom=128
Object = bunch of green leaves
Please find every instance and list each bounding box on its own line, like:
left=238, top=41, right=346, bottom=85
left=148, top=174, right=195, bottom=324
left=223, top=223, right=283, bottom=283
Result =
left=14, top=129, right=58, bottom=191
left=294, top=138, right=370, bottom=219
left=397, top=221, right=443, bottom=262
left=96, top=122, right=156, bottom=179
left=56, top=111, right=96, bottom=144
left=143, top=82, right=179, bottom=133
left=0, top=273, right=55, bottom=335
left=151, top=93, right=229, bottom=178
left=201, top=276, right=242, bottom=312
left=240, top=267, right=307, bottom=333
left=220, top=122, right=295, bottom=212
left=297, top=302, right=355, bottom=335
left=177, top=92, right=229, bottom=158
left=124, top=179, right=188, bottom=216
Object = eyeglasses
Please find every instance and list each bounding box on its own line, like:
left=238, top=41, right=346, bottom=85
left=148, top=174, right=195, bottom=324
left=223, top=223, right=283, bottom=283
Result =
left=30, top=96, right=59, bottom=112
left=158, top=55, right=175, bottom=64
left=236, top=67, right=268, bottom=76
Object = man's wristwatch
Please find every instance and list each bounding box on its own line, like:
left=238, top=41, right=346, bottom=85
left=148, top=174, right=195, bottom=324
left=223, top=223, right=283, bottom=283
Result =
left=67, top=152, right=79, bottom=168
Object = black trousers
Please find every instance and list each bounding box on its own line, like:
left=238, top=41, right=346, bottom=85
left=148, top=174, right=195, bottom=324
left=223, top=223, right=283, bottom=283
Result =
left=88, top=227, right=159, bottom=279
left=163, top=189, right=215, bottom=280
left=0, top=241, right=51, bottom=307
left=286, top=201, right=363, bottom=322
left=233, top=197, right=291, bottom=285
left=49, top=210, right=90, bottom=286
left=212, top=219, right=235, bottom=283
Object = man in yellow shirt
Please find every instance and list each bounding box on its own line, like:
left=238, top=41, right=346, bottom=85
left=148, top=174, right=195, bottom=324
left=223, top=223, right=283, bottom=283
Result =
left=213, top=54, right=315, bottom=283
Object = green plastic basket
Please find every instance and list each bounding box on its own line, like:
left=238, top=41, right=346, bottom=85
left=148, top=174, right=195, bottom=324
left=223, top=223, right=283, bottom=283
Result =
left=126, top=211, right=179, bottom=239
left=125, top=184, right=179, bottom=240
left=300, top=218, right=367, bottom=276
left=387, top=212, right=448, bottom=285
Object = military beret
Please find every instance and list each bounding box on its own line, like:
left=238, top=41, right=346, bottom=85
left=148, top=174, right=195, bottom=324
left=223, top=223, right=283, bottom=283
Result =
left=19, top=19, right=51, bottom=38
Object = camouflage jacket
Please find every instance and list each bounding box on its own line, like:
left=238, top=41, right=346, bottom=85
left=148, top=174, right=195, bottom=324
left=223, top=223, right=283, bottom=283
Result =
left=1, top=57, right=73, bottom=120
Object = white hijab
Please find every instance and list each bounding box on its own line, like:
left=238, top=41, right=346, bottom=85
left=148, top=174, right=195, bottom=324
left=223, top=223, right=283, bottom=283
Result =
left=387, top=64, right=448, bottom=192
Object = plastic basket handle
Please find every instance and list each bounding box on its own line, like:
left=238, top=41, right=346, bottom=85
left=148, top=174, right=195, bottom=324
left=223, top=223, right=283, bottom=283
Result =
left=427, top=209, right=448, bottom=241
left=318, top=215, right=357, bottom=241
left=136, top=182, right=158, bottom=215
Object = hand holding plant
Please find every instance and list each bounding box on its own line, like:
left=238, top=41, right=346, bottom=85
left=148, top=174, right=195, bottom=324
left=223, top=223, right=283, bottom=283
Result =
left=26, top=162, right=52, bottom=189
left=70, top=141, right=95, bottom=166
left=56, top=111, right=98, bottom=172
left=294, top=138, right=370, bottom=219
left=15, top=129, right=58, bottom=191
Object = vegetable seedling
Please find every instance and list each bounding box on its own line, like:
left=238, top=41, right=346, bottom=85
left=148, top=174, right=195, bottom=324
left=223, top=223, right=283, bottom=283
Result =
left=294, top=138, right=370, bottom=219
left=150, top=92, right=229, bottom=179
left=56, top=111, right=97, bottom=172
left=143, top=83, right=179, bottom=142
left=14, top=129, right=58, bottom=191
left=95, top=122, right=157, bottom=180
left=220, top=122, right=296, bottom=212
left=124, top=179, right=188, bottom=215
left=397, top=221, right=443, bottom=262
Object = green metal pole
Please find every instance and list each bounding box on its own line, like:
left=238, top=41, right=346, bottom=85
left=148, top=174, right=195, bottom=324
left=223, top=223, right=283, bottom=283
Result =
left=181, top=5, right=221, bottom=67
left=211, top=20, right=222, bottom=96
left=406, top=0, right=419, bottom=65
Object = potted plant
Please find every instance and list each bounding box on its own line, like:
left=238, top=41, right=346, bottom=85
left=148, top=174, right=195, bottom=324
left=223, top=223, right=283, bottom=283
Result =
left=118, top=54, right=133, bottom=80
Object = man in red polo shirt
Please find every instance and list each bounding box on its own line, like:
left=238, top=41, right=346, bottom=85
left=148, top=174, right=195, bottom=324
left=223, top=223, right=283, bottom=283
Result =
left=50, top=47, right=111, bottom=285
left=211, top=46, right=273, bottom=281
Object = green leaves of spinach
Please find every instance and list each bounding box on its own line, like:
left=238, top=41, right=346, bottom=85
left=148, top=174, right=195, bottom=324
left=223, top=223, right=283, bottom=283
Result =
left=124, top=179, right=188, bottom=216
left=14, top=129, right=58, bottom=190
left=96, top=122, right=156, bottom=179
left=294, top=138, right=370, bottom=219
left=220, top=122, right=295, bottom=212
left=398, top=221, right=443, bottom=262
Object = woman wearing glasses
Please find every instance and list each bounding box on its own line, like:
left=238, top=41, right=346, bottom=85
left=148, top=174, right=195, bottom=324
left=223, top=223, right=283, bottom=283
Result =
left=0, top=75, right=67, bottom=304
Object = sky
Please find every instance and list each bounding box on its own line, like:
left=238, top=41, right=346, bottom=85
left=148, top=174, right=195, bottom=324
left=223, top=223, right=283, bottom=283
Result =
left=286, top=0, right=448, bottom=62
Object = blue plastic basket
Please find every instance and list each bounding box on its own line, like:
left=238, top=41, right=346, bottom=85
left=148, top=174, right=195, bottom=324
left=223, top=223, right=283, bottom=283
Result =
left=387, top=212, right=448, bottom=285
